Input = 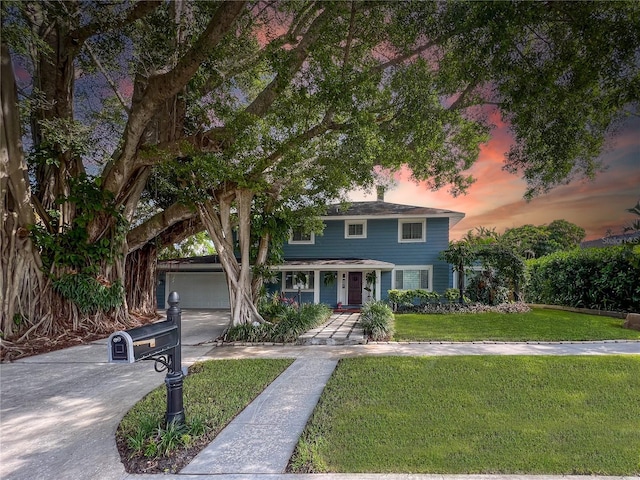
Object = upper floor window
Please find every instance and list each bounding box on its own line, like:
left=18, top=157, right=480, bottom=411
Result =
left=289, top=229, right=315, bottom=244
left=398, top=219, right=426, bottom=243
left=345, top=220, right=367, bottom=239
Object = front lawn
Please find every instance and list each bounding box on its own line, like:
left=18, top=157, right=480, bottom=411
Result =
left=117, top=358, right=293, bottom=474
left=393, top=308, right=640, bottom=342
left=289, top=355, right=640, bottom=475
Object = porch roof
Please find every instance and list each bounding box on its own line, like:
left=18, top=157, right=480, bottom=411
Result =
left=275, top=258, right=395, bottom=271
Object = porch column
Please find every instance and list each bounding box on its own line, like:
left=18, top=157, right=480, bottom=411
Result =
left=376, top=270, right=382, bottom=301
left=314, top=269, right=320, bottom=304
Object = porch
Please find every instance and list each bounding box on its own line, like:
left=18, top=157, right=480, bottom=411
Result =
left=272, top=258, right=395, bottom=308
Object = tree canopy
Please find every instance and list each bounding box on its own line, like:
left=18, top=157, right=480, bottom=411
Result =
left=2, top=1, right=639, bottom=337
left=501, top=220, right=586, bottom=259
left=441, top=219, right=586, bottom=304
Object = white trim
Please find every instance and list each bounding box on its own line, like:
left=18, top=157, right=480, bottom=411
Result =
left=344, top=220, right=367, bottom=239
left=273, top=260, right=395, bottom=271
left=158, top=263, right=224, bottom=271
left=338, top=272, right=348, bottom=304
left=313, top=269, right=320, bottom=303
left=398, top=219, right=426, bottom=243
left=392, top=265, right=433, bottom=291
left=288, top=230, right=315, bottom=245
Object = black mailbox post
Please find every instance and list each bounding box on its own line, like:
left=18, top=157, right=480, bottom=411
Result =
left=108, top=291, right=185, bottom=426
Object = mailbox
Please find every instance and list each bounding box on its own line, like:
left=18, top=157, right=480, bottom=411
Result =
left=107, top=291, right=185, bottom=426
left=108, top=321, right=179, bottom=363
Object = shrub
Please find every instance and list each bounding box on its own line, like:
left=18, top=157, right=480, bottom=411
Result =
left=526, top=246, right=640, bottom=312
left=258, top=292, right=296, bottom=322
left=444, top=288, right=459, bottom=303
left=465, top=269, right=509, bottom=306
left=224, top=302, right=331, bottom=343
left=360, top=301, right=395, bottom=341
left=444, top=288, right=471, bottom=304
left=388, top=289, right=440, bottom=311
left=402, top=301, right=530, bottom=315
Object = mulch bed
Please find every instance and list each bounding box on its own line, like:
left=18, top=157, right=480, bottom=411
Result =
left=0, top=331, right=108, bottom=362
left=0, top=312, right=160, bottom=362
left=116, top=433, right=215, bottom=474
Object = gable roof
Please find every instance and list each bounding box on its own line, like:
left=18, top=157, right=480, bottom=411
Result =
left=322, top=201, right=465, bottom=227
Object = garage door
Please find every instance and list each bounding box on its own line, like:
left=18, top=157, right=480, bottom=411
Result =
left=165, top=272, right=230, bottom=308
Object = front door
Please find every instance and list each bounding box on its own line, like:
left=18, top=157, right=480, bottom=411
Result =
left=348, top=272, right=362, bottom=305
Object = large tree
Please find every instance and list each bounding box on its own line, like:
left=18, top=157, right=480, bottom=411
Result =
left=2, top=1, right=639, bottom=338
left=501, top=220, right=586, bottom=258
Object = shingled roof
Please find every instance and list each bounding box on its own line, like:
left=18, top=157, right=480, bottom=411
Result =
left=323, top=201, right=465, bottom=226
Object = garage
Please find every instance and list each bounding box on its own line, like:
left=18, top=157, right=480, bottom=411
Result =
left=163, top=271, right=230, bottom=309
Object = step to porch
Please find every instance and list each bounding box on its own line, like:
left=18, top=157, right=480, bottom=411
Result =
left=297, top=312, right=365, bottom=346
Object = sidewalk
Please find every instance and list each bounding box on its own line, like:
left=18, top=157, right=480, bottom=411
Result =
left=181, top=357, right=337, bottom=475
left=1, top=311, right=639, bottom=480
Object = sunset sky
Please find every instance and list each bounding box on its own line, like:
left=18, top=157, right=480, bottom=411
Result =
left=350, top=112, right=640, bottom=241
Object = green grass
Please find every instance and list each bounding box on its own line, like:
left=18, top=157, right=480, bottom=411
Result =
left=394, top=308, right=640, bottom=342
left=117, top=358, right=293, bottom=471
left=290, top=356, right=640, bottom=475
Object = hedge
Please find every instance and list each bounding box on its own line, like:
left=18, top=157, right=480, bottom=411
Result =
left=525, top=246, right=640, bottom=312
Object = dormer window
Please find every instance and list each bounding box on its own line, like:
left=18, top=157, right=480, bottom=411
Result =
left=345, top=220, right=367, bottom=239
left=398, top=219, right=426, bottom=243
left=289, top=229, right=315, bottom=244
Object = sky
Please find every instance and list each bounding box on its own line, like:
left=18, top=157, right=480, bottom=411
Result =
left=349, top=113, right=640, bottom=241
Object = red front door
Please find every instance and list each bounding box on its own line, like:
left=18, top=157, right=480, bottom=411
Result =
left=348, top=272, right=362, bottom=305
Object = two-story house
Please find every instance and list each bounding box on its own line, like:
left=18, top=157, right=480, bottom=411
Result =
left=269, top=197, right=464, bottom=308
left=157, top=197, right=464, bottom=309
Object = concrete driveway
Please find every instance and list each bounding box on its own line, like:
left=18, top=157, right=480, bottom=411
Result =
left=0, top=310, right=230, bottom=480
left=2, top=309, right=639, bottom=480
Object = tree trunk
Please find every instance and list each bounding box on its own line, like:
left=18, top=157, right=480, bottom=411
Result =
left=197, top=188, right=265, bottom=326
left=457, top=261, right=465, bottom=304
left=125, top=244, right=159, bottom=318
left=26, top=3, right=85, bottom=222
left=1, top=43, right=50, bottom=336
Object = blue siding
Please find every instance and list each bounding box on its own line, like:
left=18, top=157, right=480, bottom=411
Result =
left=283, top=217, right=451, bottom=296
left=285, top=218, right=448, bottom=262
left=320, top=272, right=338, bottom=304
left=380, top=271, right=392, bottom=298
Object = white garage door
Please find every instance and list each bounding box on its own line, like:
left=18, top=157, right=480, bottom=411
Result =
left=165, top=272, right=230, bottom=308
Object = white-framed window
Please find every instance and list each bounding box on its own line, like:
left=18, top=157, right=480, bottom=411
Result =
left=452, top=266, right=484, bottom=289
left=345, top=220, right=367, bottom=239
left=289, top=229, right=315, bottom=244
left=283, top=271, right=315, bottom=291
left=393, top=265, right=432, bottom=291
left=398, top=219, right=426, bottom=243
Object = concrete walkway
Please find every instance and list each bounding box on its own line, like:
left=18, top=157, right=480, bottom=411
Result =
left=298, top=312, right=364, bottom=345
left=182, top=357, right=337, bottom=475
left=1, top=310, right=639, bottom=480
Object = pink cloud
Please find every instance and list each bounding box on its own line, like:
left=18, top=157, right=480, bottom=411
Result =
left=350, top=114, right=640, bottom=242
